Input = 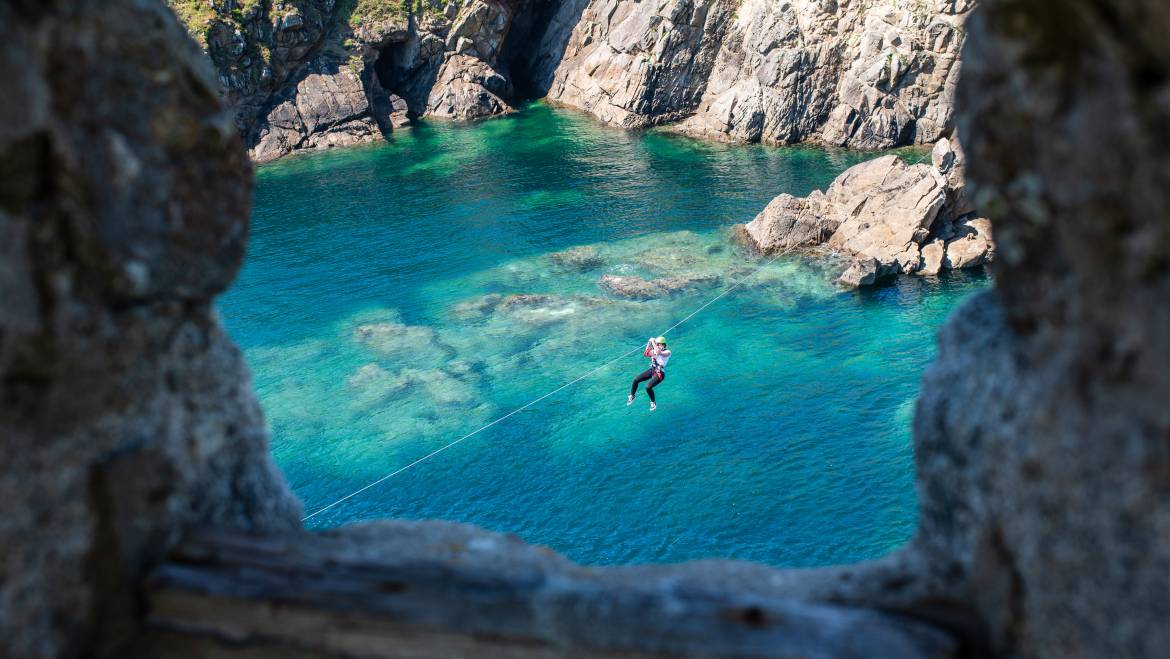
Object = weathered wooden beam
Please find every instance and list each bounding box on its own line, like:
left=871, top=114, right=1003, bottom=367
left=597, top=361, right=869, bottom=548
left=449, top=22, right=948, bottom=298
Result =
left=138, top=521, right=957, bottom=658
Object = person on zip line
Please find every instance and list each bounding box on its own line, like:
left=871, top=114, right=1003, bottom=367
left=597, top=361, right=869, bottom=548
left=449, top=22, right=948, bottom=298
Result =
left=627, top=336, right=671, bottom=412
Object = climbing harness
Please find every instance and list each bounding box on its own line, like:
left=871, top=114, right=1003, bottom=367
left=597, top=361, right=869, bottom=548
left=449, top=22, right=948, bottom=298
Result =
left=302, top=248, right=791, bottom=522
left=643, top=343, right=667, bottom=380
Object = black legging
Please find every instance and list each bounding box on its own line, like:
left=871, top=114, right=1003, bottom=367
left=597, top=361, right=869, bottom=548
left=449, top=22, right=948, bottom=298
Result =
left=630, top=368, right=665, bottom=403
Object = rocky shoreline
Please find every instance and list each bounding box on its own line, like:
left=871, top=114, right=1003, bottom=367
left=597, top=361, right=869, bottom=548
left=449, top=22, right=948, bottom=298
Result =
left=736, top=137, right=993, bottom=287
left=169, top=0, right=973, bottom=162
left=167, top=0, right=992, bottom=286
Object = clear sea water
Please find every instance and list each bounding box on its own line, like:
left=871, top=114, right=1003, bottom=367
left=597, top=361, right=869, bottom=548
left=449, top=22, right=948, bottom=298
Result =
left=219, top=102, right=987, bottom=568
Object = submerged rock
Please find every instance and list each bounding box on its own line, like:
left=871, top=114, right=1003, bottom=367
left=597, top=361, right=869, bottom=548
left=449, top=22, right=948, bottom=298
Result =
left=451, top=294, right=506, bottom=319
left=453, top=292, right=618, bottom=326
left=496, top=294, right=560, bottom=309
left=549, top=246, right=605, bottom=271
left=598, top=273, right=719, bottom=299
left=631, top=248, right=705, bottom=273
left=348, top=363, right=392, bottom=389
left=348, top=364, right=477, bottom=406
left=353, top=321, right=453, bottom=363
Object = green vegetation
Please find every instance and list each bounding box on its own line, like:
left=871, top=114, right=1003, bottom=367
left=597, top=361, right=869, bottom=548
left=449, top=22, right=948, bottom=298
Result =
left=166, top=0, right=269, bottom=48
left=335, top=0, right=450, bottom=29
left=348, top=53, right=365, bottom=75
left=167, top=0, right=219, bottom=46
left=335, top=0, right=409, bottom=28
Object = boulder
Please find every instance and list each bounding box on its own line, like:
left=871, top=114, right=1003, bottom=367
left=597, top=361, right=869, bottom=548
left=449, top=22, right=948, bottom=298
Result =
left=425, top=54, right=513, bottom=120
left=918, top=240, right=946, bottom=276
left=838, top=258, right=880, bottom=288
left=388, top=94, right=411, bottom=128
left=742, top=139, right=988, bottom=287
left=943, top=217, right=994, bottom=270
left=825, top=156, right=948, bottom=277
left=933, top=137, right=975, bottom=220
left=252, top=58, right=381, bottom=162
left=742, top=191, right=834, bottom=254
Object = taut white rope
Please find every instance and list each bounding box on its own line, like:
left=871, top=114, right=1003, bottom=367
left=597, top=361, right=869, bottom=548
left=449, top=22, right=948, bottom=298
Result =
left=302, top=248, right=789, bottom=522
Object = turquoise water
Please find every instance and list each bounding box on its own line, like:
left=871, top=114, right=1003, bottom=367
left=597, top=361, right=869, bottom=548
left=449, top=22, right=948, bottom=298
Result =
left=220, top=102, right=986, bottom=567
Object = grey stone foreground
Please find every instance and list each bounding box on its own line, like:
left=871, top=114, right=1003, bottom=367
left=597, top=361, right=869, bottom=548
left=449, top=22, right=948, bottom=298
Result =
left=4, top=1, right=1170, bottom=658
left=138, top=523, right=956, bottom=658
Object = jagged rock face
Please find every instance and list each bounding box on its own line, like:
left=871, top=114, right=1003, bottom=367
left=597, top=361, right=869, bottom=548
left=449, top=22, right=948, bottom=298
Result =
left=252, top=59, right=385, bottom=162
left=180, top=0, right=973, bottom=160
left=739, top=191, right=835, bottom=251
left=426, top=54, right=515, bottom=118
left=546, top=0, right=736, bottom=127
left=912, top=0, right=1170, bottom=656
left=823, top=154, right=949, bottom=275
left=0, top=2, right=302, bottom=657
left=172, top=0, right=530, bottom=161
left=424, top=0, right=519, bottom=119
left=175, top=0, right=337, bottom=140
left=741, top=139, right=991, bottom=286
left=551, top=0, right=971, bottom=148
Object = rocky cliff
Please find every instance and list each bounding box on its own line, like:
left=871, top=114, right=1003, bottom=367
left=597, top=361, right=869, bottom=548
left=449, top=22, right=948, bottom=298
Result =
left=739, top=136, right=992, bottom=286
left=168, top=0, right=558, bottom=161
left=170, top=0, right=971, bottom=160
left=550, top=0, right=971, bottom=149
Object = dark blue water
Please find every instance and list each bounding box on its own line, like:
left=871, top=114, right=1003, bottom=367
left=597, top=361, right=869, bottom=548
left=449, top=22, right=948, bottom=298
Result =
left=220, top=102, right=986, bottom=567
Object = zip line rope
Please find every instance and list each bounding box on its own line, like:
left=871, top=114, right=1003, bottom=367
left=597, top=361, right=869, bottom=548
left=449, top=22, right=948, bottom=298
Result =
left=302, top=247, right=791, bottom=522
